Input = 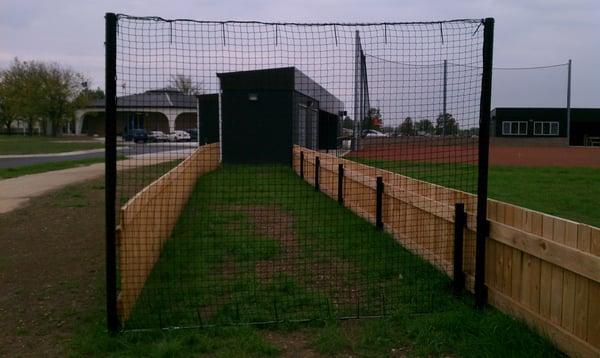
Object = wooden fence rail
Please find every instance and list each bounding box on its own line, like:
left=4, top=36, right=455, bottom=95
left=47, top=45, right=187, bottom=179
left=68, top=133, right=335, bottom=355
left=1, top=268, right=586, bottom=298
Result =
left=293, top=145, right=600, bottom=357
left=117, top=143, right=220, bottom=321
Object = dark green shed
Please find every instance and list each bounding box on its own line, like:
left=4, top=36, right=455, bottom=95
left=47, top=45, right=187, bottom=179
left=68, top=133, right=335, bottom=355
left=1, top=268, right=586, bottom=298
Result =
left=197, top=94, right=220, bottom=144
left=217, top=67, right=344, bottom=165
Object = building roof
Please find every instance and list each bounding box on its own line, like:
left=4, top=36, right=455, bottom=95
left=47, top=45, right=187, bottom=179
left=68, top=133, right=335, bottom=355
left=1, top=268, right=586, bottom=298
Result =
left=88, top=88, right=196, bottom=109
left=491, top=107, right=600, bottom=123
left=217, top=67, right=344, bottom=115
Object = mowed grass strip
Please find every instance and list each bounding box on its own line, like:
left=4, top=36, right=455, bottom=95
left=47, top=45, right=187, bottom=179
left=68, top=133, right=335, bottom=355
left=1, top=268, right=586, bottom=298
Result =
left=73, top=164, right=564, bottom=357
left=352, top=158, right=600, bottom=228
left=0, top=157, right=109, bottom=179
left=127, top=164, right=445, bottom=328
left=0, top=135, right=103, bottom=155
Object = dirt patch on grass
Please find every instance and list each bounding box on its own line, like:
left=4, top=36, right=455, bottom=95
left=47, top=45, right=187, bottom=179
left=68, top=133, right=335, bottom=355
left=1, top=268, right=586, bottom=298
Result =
left=227, top=204, right=360, bottom=307
left=0, top=179, right=105, bottom=357
left=262, top=329, right=322, bottom=357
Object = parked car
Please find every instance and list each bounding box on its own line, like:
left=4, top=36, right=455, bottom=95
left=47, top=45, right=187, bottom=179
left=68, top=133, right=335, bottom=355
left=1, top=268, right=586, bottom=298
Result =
left=184, top=129, right=198, bottom=142
left=123, top=128, right=149, bottom=143
left=168, top=130, right=191, bottom=142
left=148, top=130, right=168, bottom=142
left=361, top=129, right=389, bottom=138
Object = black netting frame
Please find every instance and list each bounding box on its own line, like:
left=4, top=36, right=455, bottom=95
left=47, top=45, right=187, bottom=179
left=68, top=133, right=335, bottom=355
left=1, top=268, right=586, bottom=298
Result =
left=105, top=14, right=493, bottom=331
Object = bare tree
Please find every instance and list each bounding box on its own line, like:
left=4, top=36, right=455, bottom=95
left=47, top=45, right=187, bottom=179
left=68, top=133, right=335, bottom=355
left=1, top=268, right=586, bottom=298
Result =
left=169, top=74, right=203, bottom=95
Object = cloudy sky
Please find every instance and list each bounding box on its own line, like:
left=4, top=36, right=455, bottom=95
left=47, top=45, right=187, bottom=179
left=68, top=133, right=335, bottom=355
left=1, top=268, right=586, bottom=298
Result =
left=1, top=0, right=598, bottom=109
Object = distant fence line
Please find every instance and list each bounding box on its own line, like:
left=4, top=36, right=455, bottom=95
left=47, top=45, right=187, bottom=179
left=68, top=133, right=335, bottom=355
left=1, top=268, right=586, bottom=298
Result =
left=294, top=145, right=600, bottom=358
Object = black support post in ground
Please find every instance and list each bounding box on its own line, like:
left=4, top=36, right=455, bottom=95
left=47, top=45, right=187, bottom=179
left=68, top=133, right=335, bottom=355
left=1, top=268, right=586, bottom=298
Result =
left=474, top=17, right=494, bottom=308
left=376, top=176, right=384, bottom=230
left=453, top=203, right=466, bottom=295
left=315, top=156, right=320, bottom=192
left=105, top=12, right=119, bottom=332
left=337, top=164, right=344, bottom=204
left=300, top=151, right=304, bottom=179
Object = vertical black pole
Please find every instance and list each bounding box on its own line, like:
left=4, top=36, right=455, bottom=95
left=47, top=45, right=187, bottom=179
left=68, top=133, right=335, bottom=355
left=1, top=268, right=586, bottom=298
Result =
left=337, top=163, right=344, bottom=204
left=453, top=203, right=466, bottom=295
left=300, top=151, right=304, bottom=179
left=475, top=17, right=494, bottom=308
left=196, top=96, right=201, bottom=145
left=315, top=156, right=320, bottom=191
left=105, top=12, right=119, bottom=332
left=376, top=176, right=383, bottom=230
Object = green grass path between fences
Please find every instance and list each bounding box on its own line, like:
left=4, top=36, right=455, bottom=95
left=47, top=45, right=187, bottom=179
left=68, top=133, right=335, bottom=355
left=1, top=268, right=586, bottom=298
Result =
left=72, top=164, right=563, bottom=357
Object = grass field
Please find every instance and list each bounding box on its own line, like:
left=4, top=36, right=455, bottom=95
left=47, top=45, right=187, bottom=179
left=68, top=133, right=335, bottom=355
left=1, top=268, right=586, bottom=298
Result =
left=0, top=157, right=108, bottom=179
left=0, top=135, right=103, bottom=155
left=351, top=158, right=600, bottom=228
left=69, top=164, right=563, bottom=357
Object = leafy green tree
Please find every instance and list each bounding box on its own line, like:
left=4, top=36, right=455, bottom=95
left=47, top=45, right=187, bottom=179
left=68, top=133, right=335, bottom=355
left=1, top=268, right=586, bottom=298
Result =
left=362, top=107, right=382, bottom=130
left=0, top=58, right=90, bottom=136
left=399, top=116, right=415, bottom=136
left=415, top=119, right=435, bottom=135
left=435, top=113, right=459, bottom=136
left=342, top=116, right=354, bottom=130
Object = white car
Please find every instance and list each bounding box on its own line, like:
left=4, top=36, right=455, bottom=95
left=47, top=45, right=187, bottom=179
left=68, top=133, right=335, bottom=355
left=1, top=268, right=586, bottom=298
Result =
left=362, top=129, right=389, bottom=138
left=148, top=130, right=168, bottom=142
left=168, top=130, right=191, bottom=142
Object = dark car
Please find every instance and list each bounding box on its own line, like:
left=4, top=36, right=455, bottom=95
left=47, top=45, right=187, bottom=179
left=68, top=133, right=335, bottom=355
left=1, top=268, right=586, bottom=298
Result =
left=185, top=129, right=198, bottom=142
left=123, top=128, right=149, bottom=143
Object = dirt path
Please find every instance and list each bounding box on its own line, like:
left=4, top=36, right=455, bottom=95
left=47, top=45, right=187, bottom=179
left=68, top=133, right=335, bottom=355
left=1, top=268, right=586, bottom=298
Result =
left=229, top=204, right=359, bottom=308
left=0, top=178, right=105, bottom=357
left=0, top=151, right=192, bottom=214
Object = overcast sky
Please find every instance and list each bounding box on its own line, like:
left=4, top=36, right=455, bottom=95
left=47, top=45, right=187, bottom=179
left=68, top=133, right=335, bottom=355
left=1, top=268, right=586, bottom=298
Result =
left=1, top=0, right=598, bottom=108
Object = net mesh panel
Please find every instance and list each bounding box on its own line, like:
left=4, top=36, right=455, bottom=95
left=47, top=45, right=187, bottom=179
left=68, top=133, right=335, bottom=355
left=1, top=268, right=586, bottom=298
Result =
left=492, top=64, right=569, bottom=108
left=113, top=15, right=485, bottom=330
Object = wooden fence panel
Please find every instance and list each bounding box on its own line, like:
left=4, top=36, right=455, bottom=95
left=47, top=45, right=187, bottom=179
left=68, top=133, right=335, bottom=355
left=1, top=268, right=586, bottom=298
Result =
left=117, top=143, right=220, bottom=321
left=292, top=145, right=600, bottom=357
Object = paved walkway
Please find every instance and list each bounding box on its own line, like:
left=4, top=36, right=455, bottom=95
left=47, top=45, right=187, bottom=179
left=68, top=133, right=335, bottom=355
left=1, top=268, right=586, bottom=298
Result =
left=0, top=148, right=105, bottom=159
left=0, top=149, right=195, bottom=214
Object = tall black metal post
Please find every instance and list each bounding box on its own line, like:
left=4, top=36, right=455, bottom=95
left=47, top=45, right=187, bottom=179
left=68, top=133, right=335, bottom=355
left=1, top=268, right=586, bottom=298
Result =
left=474, top=17, right=494, bottom=308
left=300, top=151, right=304, bottom=179
left=375, top=176, right=384, bottom=230
left=105, top=12, right=119, bottom=332
left=315, top=156, right=320, bottom=191
left=453, top=203, right=466, bottom=295
left=337, top=163, right=344, bottom=204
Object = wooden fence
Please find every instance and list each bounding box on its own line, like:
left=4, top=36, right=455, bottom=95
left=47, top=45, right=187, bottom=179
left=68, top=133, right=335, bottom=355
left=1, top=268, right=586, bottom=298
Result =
left=116, top=143, right=220, bottom=321
left=294, top=145, right=600, bottom=357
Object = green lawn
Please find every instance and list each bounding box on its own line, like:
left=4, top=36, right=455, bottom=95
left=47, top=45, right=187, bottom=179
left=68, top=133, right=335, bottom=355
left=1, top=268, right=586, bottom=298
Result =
left=351, top=158, right=600, bottom=228
left=0, top=158, right=106, bottom=179
left=0, top=135, right=103, bottom=155
left=71, top=164, right=562, bottom=357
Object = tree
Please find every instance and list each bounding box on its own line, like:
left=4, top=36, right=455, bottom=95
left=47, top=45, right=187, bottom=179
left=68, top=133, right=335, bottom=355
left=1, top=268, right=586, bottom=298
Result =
left=362, top=107, right=382, bottom=130
left=169, top=74, right=203, bottom=95
left=342, top=116, right=354, bottom=130
left=399, top=116, right=415, bottom=136
left=0, top=58, right=90, bottom=136
left=0, top=82, right=14, bottom=134
left=415, top=119, right=435, bottom=135
left=435, top=113, right=459, bottom=136
left=38, top=63, right=89, bottom=136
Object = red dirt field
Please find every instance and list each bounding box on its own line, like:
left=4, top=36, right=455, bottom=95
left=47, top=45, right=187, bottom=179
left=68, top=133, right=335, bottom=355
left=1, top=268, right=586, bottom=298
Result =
left=489, top=146, right=600, bottom=167
left=348, top=144, right=600, bottom=168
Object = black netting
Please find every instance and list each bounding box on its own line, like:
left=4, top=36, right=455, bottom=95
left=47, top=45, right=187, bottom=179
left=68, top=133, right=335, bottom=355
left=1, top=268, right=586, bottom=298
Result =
left=108, top=15, right=490, bottom=330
